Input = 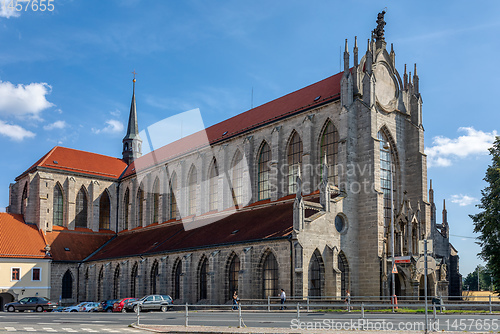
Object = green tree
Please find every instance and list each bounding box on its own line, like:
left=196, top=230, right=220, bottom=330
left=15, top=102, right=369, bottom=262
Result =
left=463, top=265, right=492, bottom=291
left=470, top=137, right=500, bottom=293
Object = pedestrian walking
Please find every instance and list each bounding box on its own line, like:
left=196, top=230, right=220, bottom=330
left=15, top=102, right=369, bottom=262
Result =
left=279, top=289, right=286, bottom=310
left=232, top=291, right=239, bottom=310
left=345, top=289, right=351, bottom=312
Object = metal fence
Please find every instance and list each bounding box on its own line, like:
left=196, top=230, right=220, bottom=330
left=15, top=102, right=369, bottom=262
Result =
left=133, top=295, right=500, bottom=328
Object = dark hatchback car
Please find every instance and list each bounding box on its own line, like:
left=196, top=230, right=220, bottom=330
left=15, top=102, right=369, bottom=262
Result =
left=5, top=297, right=57, bottom=312
left=96, top=299, right=119, bottom=312
left=128, top=295, right=173, bottom=312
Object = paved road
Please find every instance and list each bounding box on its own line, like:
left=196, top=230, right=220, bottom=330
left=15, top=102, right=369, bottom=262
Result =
left=1, top=310, right=499, bottom=333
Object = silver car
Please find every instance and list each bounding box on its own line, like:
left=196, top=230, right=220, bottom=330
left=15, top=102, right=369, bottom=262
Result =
left=131, top=295, right=173, bottom=312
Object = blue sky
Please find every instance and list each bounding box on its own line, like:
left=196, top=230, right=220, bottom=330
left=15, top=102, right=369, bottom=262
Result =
left=1, top=0, right=499, bottom=278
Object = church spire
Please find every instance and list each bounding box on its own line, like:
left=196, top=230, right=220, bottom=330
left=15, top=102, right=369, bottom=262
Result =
left=122, top=72, right=143, bottom=165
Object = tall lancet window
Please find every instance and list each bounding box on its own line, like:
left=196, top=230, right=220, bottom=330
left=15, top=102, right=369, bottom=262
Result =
left=53, top=184, right=64, bottom=227
left=319, top=121, right=338, bottom=183
left=169, top=173, right=178, bottom=220
left=231, top=151, right=243, bottom=207
left=152, top=178, right=160, bottom=224
left=258, top=142, right=271, bottom=200
left=208, top=160, right=218, bottom=212
left=287, top=132, right=303, bottom=194
left=124, top=188, right=130, bottom=230
left=21, top=183, right=28, bottom=215
left=137, top=186, right=144, bottom=227
left=188, top=166, right=197, bottom=216
left=378, top=130, right=396, bottom=228
left=99, top=191, right=110, bottom=230
left=75, top=187, right=88, bottom=228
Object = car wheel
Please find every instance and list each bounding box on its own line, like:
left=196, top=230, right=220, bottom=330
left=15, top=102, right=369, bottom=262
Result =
left=71, top=310, right=77, bottom=312
left=161, top=306, right=168, bottom=312
left=7, top=306, right=15, bottom=312
left=106, top=308, right=112, bottom=313
left=133, top=305, right=139, bottom=313
left=36, top=306, right=43, bottom=312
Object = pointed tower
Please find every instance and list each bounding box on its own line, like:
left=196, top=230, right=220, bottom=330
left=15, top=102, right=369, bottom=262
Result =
left=122, top=75, right=143, bottom=165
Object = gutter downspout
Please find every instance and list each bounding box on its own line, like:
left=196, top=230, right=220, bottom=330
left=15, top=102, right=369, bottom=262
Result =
left=288, top=236, right=293, bottom=297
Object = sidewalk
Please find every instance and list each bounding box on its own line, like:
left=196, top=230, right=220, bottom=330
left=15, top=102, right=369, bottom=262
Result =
left=133, top=324, right=471, bottom=334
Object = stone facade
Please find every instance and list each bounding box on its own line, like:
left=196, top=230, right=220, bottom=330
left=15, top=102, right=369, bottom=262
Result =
left=6, top=13, right=461, bottom=305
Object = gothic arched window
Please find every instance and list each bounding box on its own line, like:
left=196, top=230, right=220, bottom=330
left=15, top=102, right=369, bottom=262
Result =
left=338, top=252, right=349, bottom=297
left=319, top=121, right=338, bottom=183
left=152, top=178, right=160, bottom=224
left=231, top=151, right=243, bottom=207
left=262, top=252, right=278, bottom=298
left=169, top=173, right=178, bottom=220
left=75, top=187, right=87, bottom=228
left=228, top=255, right=240, bottom=300
left=113, top=265, right=120, bottom=299
left=150, top=261, right=159, bottom=294
left=173, top=260, right=182, bottom=300
left=257, top=142, right=271, bottom=200
left=188, top=166, right=197, bottom=216
left=378, top=130, right=396, bottom=229
left=99, top=191, right=110, bottom=230
left=309, top=251, right=322, bottom=297
left=287, top=132, right=303, bottom=194
left=124, top=188, right=130, bottom=230
left=208, top=160, right=218, bottom=212
left=131, top=263, right=138, bottom=298
left=199, top=257, right=208, bottom=300
left=53, top=183, right=64, bottom=227
left=137, top=186, right=144, bottom=227
left=21, top=183, right=28, bottom=215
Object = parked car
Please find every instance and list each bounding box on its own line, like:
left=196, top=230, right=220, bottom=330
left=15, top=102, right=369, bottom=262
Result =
left=5, top=297, right=58, bottom=312
left=113, top=298, right=138, bottom=312
left=96, top=299, right=119, bottom=312
left=129, top=295, right=173, bottom=312
left=79, top=302, right=100, bottom=312
left=63, top=302, right=89, bottom=312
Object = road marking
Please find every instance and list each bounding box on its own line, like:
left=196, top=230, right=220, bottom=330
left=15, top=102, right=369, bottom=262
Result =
left=5, top=327, right=17, bottom=332
left=81, top=328, right=98, bottom=332
left=24, top=328, right=36, bottom=332
left=43, top=328, right=58, bottom=332
left=62, top=328, right=78, bottom=332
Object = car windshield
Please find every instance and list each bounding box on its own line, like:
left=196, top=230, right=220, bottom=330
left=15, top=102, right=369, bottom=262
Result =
left=39, top=297, right=49, bottom=302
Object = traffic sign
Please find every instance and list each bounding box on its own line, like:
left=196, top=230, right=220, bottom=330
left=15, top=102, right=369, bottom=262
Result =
left=416, top=255, right=436, bottom=274
left=392, top=263, right=398, bottom=274
left=395, top=256, right=411, bottom=263
left=418, top=239, right=433, bottom=254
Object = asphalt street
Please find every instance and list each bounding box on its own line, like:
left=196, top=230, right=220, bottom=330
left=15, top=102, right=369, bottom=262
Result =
left=0, top=310, right=499, bottom=333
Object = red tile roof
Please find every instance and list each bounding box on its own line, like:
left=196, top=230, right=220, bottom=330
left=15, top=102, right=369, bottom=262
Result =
left=44, top=229, right=114, bottom=262
left=17, top=146, right=128, bottom=180
left=0, top=213, right=48, bottom=259
left=122, top=72, right=343, bottom=177
left=88, top=199, right=296, bottom=261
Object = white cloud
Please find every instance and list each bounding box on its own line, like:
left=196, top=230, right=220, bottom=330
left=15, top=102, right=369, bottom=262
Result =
left=0, top=2, right=21, bottom=18
left=0, top=120, right=35, bottom=141
left=110, top=109, right=121, bottom=117
left=0, top=81, right=54, bottom=119
left=43, top=120, right=67, bottom=130
left=92, top=119, right=124, bottom=134
left=450, top=194, right=478, bottom=207
left=425, top=127, right=497, bottom=167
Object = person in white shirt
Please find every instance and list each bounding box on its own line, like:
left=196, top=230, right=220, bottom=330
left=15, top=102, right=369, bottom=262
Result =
left=279, top=289, right=286, bottom=310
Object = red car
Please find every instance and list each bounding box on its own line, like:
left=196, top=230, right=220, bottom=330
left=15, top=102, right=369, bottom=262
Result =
left=113, top=298, right=138, bottom=312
